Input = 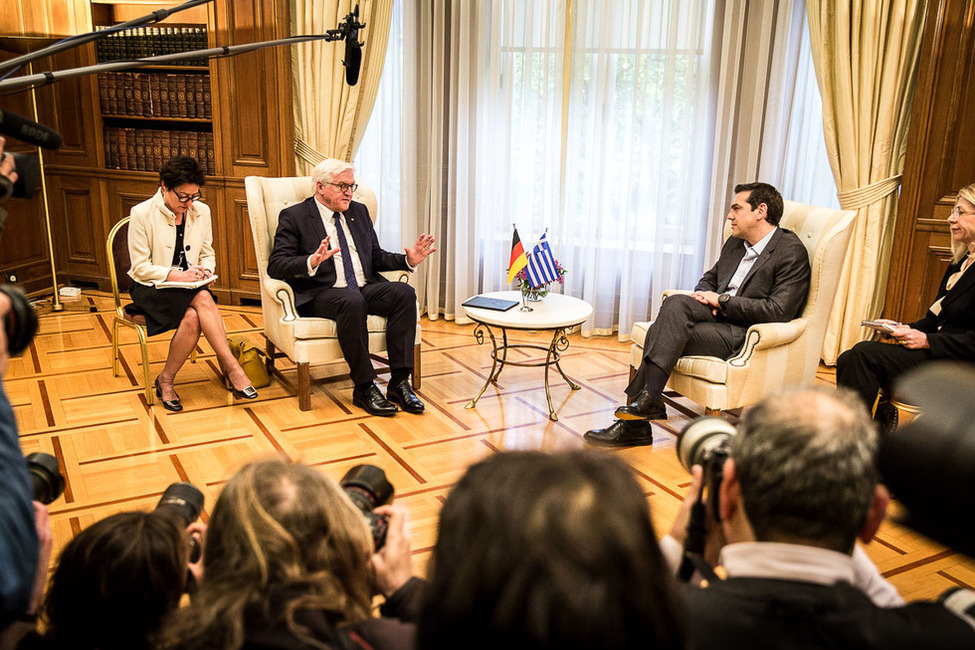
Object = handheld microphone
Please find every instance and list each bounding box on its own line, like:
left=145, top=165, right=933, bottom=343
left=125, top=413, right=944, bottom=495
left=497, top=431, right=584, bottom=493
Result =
left=342, top=5, right=364, bottom=86
left=0, top=110, right=63, bottom=150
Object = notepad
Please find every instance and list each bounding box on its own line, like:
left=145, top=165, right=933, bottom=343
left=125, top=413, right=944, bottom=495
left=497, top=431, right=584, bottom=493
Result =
left=462, top=296, right=519, bottom=311
left=156, top=274, right=218, bottom=289
left=861, top=319, right=898, bottom=333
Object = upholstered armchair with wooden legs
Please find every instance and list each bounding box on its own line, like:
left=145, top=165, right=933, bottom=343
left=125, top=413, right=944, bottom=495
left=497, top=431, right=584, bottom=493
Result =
left=628, top=200, right=857, bottom=416
left=244, top=176, right=422, bottom=411
left=107, top=216, right=196, bottom=406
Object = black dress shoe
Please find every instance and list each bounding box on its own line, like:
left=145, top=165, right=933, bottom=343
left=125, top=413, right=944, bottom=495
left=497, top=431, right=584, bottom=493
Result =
left=387, top=379, right=425, bottom=414
left=154, top=376, right=183, bottom=412
left=584, top=419, right=653, bottom=447
left=615, top=390, right=667, bottom=420
left=352, top=383, right=399, bottom=417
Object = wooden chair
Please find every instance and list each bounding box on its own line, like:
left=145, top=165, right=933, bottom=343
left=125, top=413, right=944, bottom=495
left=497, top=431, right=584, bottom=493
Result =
left=243, top=176, right=422, bottom=411
left=106, top=216, right=195, bottom=406
left=628, top=200, right=857, bottom=415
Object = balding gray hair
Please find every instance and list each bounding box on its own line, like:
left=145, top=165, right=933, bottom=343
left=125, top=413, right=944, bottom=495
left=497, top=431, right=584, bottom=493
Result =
left=732, top=386, right=879, bottom=553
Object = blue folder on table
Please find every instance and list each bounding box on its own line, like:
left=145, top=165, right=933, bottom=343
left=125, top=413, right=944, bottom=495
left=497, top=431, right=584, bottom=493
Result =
left=462, top=296, right=519, bottom=311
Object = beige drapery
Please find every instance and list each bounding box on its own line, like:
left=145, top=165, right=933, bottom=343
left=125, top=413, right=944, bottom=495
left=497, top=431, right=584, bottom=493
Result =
left=290, top=0, right=393, bottom=170
left=805, top=1, right=925, bottom=363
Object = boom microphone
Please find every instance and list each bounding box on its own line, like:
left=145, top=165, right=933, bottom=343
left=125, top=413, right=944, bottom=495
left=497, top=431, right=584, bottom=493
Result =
left=345, top=31, right=362, bottom=86
left=341, top=5, right=365, bottom=86
left=0, top=110, right=63, bottom=150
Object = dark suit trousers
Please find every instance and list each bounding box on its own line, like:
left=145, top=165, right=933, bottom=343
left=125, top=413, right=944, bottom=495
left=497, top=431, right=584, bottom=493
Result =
left=626, top=294, right=743, bottom=400
left=835, top=340, right=933, bottom=408
left=298, top=282, right=417, bottom=386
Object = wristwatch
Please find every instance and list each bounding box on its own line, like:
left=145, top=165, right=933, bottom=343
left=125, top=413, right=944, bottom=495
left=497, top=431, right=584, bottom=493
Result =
left=718, top=293, right=731, bottom=310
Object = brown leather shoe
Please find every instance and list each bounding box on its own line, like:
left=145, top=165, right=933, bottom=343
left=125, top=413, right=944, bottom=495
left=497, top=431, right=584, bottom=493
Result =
left=615, top=390, right=668, bottom=420
left=584, top=419, right=654, bottom=447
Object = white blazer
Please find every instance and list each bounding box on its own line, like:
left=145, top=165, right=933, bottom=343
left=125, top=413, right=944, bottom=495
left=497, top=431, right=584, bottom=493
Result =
left=127, top=188, right=216, bottom=285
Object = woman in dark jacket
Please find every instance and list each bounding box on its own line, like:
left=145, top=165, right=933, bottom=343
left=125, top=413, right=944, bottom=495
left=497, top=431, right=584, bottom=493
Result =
left=837, top=182, right=975, bottom=415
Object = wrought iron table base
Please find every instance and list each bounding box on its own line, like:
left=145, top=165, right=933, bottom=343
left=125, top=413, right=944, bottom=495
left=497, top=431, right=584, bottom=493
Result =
left=465, top=322, right=581, bottom=421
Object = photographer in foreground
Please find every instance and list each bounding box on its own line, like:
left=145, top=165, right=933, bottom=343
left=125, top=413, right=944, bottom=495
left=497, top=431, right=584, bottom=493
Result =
left=418, top=451, right=686, bottom=650
left=0, top=135, right=49, bottom=646
left=667, top=387, right=975, bottom=649
left=161, top=458, right=421, bottom=650
left=14, top=508, right=205, bottom=650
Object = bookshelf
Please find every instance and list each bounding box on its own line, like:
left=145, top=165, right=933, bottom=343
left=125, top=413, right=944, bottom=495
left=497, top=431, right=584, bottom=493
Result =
left=0, top=0, right=295, bottom=304
left=93, top=15, right=216, bottom=174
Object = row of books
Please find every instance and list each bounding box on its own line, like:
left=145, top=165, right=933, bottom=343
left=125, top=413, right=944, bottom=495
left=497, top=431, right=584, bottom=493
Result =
left=104, top=128, right=216, bottom=175
left=97, top=72, right=212, bottom=119
left=94, top=25, right=208, bottom=66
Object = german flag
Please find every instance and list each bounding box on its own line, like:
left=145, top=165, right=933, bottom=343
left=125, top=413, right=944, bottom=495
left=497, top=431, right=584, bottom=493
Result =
left=507, top=227, right=529, bottom=284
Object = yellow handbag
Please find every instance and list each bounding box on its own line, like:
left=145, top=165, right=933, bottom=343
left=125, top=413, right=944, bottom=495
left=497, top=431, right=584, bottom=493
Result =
left=226, top=336, right=271, bottom=388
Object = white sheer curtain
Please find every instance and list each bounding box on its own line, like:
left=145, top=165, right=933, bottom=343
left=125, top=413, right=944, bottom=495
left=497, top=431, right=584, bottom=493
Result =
left=356, top=0, right=838, bottom=339
left=559, top=1, right=717, bottom=337
left=768, top=3, right=839, bottom=209
left=428, top=0, right=719, bottom=337
left=354, top=0, right=403, bottom=249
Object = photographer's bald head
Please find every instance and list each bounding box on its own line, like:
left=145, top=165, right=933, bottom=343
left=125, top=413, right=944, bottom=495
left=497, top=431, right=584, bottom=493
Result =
left=721, top=388, right=888, bottom=553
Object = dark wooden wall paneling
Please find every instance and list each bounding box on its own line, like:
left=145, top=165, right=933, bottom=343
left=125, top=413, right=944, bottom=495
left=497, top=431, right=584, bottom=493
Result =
left=0, top=0, right=295, bottom=304
left=886, top=0, right=975, bottom=321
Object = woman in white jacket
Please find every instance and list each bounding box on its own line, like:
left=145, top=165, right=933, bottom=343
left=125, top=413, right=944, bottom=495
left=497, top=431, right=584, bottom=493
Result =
left=128, top=156, right=257, bottom=411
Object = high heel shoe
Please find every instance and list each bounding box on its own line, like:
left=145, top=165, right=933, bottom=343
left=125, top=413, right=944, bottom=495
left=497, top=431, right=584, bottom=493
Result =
left=154, top=376, right=183, bottom=412
left=223, top=372, right=258, bottom=400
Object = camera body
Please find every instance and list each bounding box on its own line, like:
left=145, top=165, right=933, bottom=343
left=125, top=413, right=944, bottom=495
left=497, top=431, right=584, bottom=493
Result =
left=26, top=452, right=66, bottom=504
left=156, top=481, right=204, bottom=563
left=676, top=416, right=737, bottom=521
left=0, top=285, right=39, bottom=357
left=340, top=464, right=393, bottom=550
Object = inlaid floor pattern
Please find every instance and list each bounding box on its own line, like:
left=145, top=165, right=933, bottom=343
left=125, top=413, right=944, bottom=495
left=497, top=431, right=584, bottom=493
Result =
left=10, top=292, right=973, bottom=602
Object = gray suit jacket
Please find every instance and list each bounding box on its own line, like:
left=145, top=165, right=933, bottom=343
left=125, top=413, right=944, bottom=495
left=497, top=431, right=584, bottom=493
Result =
left=697, top=227, right=811, bottom=327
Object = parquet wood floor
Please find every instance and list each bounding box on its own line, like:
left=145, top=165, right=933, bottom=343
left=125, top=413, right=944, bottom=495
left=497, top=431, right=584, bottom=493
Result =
left=11, top=292, right=973, bottom=601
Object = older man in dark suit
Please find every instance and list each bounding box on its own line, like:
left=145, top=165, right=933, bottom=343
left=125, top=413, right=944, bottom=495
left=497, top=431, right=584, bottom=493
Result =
left=268, top=159, right=436, bottom=416
left=586, top=182, right=811, bottom=447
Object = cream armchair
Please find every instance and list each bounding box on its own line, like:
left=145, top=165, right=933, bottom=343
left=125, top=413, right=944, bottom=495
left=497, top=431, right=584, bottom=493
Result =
left=244, top=176, right=421, bottom=411
left=629, top=200, right=856, bottom=415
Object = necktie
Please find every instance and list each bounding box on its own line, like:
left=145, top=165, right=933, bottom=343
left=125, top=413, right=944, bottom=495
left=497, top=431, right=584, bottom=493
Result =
left=333, top=212, right=360, bottom=291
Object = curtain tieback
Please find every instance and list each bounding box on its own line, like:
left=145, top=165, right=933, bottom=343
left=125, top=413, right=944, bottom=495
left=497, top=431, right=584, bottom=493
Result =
left=294, top=138, right=327, bottom=167
left=836, top=174, right=902, bottom=211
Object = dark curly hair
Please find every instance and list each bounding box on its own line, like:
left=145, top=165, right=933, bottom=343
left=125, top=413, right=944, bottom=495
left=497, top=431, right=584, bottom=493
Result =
left=159, top=155, right=205, bottom=189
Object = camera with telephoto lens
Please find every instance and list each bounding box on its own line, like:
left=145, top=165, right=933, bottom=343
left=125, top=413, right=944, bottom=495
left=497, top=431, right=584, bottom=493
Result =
left=155, top=481, right=205, bottom=563
left=340, top=464, right=393, bottom=551
left=676, top=416, right=738, bottom=521
left=26, top=452, right=66, bottom=505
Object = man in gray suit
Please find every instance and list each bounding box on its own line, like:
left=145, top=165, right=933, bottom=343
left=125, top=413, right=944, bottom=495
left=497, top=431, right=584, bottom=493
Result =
left=585, top=183, right=811, bottom=447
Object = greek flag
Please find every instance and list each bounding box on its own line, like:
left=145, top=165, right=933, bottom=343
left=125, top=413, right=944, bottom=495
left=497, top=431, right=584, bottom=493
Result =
left=525, top=233, right=559, bottom=288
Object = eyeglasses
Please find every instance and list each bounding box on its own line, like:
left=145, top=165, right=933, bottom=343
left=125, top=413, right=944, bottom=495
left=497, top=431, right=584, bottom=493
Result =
left=326, top=182, right=358, bottom=194
left=951, top=205, right=975, bottom=217
left=173, top=191, right=203, bottom=204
